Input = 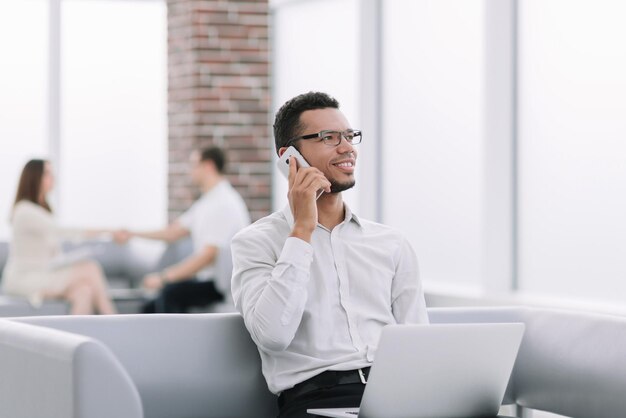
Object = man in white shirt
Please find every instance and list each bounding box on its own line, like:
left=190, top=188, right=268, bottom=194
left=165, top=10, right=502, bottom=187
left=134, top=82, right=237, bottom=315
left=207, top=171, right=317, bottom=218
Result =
left=120, top=147, right=250, bottom=313
left=231, top=92, right=428, bottom=418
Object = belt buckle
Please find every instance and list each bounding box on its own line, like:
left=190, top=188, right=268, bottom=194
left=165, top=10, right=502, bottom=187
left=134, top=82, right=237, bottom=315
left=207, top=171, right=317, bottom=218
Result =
left=358, top=368, right=367, bottom=384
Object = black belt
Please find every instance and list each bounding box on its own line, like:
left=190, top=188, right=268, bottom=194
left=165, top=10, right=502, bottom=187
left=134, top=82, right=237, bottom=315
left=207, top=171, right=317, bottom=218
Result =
left=280, top=368, right=371, bottom=405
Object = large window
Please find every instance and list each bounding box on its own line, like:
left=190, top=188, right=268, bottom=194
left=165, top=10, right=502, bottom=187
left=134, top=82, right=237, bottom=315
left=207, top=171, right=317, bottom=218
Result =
left=268, top=0, right=626, bottom=316
left=382, top=0, right=485, bottom=288
left=0, top=0, right=48, bottom=239
left=0, top=0, right=167, bottom=240
left=59, top=0, right=167, bottom=229
left=517, top=0, right=626, bottom=305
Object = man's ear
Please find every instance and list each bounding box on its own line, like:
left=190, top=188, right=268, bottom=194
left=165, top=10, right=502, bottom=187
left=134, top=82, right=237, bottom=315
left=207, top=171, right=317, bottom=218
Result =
left=278, top=147, right=289, bottom=157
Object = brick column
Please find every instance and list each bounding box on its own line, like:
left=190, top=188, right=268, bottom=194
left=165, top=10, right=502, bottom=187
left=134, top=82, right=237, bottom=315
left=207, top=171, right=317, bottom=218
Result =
left=167, top=0, right=271, bottom=222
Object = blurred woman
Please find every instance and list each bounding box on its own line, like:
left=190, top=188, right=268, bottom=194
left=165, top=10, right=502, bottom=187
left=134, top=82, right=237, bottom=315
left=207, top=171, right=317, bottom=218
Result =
left=1, top=159, right=117, bottom=314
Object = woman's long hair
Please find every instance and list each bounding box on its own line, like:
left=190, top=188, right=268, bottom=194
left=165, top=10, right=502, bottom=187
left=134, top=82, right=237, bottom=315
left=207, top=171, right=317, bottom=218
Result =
left=14, top=159, right=51, bottom=212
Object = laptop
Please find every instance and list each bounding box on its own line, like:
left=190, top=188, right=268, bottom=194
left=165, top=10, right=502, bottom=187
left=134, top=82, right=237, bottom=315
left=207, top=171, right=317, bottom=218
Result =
left=307, top=323, right=524, bottom=418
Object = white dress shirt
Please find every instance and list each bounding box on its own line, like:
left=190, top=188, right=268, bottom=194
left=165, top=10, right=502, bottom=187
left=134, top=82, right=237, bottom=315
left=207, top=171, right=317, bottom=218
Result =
left=178, top=179, right=250, bottom=293
left=231, top=204, right=428, bottom=394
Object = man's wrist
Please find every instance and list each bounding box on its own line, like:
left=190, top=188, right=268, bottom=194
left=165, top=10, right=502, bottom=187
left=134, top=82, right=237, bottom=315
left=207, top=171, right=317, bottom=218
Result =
left=160, top=270, right=171, bottom=283
left=290, top=225, right=314, bottom=242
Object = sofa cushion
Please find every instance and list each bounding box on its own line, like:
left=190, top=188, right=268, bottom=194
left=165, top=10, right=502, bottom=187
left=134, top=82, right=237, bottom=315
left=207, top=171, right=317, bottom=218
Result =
left=0, top=320, right=142, bottom=418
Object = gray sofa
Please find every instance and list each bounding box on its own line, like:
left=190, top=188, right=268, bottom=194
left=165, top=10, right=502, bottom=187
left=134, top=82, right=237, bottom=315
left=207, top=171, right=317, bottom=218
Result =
left=0, top=313, right=275, bottom=418
left=0, top=239, right=191, bottom=316
left=1, top=307, right=626, bottom=418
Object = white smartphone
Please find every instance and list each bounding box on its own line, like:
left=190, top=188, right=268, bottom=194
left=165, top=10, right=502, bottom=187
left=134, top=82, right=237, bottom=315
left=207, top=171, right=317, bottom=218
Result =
left=277, top=146, right=310, bottom=177
left=276, top=146, right=324, bottom=199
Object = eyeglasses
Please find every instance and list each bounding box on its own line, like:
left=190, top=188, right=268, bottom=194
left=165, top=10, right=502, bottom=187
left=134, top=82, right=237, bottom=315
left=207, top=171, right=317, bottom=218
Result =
left=288, top=129, right=362, bottom=147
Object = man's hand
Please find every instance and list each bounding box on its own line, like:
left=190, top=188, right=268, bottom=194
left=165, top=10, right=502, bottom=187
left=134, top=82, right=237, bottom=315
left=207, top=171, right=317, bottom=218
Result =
left=287, top=156, right=331, bottom=242
left=113, top=229, right=132, bottom=244
left=142, top=273, right=165, bottom=290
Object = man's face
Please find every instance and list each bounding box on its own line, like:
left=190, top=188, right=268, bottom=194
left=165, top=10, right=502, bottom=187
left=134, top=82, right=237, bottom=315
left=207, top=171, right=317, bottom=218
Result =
left=295, top=108, right=357, bottom=193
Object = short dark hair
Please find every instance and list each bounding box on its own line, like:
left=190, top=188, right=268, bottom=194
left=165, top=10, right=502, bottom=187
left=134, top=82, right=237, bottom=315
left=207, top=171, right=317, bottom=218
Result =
left=273, top=91, right=340, bottom=154
left=200, top=147, right=226, bottom=173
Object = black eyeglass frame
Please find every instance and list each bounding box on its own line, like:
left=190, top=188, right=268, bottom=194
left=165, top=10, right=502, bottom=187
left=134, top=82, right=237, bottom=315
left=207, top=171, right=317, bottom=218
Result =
left=287, top=129, right=362, bottom=147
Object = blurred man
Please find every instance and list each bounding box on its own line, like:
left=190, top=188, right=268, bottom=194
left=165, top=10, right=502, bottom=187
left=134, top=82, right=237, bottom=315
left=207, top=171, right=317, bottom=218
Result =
left=120, top=147, right=250, bottom=313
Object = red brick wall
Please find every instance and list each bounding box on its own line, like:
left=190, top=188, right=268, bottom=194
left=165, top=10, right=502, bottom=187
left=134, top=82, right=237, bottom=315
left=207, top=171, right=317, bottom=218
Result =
left=167, top=0, right=271, bottom=222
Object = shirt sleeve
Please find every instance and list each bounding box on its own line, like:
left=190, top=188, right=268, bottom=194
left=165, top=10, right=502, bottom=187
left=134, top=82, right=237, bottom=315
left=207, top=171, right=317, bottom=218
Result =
left=391, top=237, right=429, bottom=324
left=231, top=232, right=313, bottom=352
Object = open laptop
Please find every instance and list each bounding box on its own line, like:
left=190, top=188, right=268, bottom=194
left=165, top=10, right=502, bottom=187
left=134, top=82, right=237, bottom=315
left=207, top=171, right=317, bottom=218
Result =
left=307, top=323, right=524, bottom=418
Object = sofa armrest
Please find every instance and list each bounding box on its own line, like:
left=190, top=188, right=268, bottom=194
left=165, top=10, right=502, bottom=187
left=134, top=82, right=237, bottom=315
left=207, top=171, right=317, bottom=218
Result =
left=14, top=313, right=277, bottom=418
left=515, top=308, right=626, bottom=418
left=0, top=320, right=142, bottom=418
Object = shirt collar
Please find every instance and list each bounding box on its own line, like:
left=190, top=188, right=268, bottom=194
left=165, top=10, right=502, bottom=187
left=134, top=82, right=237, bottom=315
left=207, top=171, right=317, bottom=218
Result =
left=281, top=203, right=362, bottom=229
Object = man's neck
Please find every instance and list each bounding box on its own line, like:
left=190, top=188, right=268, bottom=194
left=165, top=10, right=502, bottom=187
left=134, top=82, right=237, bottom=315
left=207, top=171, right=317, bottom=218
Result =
left=316, top=193, right=345, bottom=230
left=200, top=175, right=222, bottom=194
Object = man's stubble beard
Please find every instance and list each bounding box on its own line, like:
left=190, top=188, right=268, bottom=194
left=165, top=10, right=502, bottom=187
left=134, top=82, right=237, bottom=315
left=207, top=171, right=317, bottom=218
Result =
left=329, top=179, right=356, bottom=194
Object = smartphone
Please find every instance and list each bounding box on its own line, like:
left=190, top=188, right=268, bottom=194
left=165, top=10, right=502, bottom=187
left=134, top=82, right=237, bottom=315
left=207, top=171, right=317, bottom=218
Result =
left=276, top=146, right=324, bottom=199
left=277, top=146, right=310, bottom=177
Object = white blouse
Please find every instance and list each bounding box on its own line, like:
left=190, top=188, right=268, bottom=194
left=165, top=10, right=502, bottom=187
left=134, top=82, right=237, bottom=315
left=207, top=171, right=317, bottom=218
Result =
left=1, top=200, right=83, bottom=299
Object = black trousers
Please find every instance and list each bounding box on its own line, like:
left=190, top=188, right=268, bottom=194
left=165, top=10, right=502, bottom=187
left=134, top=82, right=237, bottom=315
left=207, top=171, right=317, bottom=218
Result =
left=277, top=369, right=518, bottom=418
left=141, top=278, right=224, bottom=313
left=278, top=371, right=367, bottom=418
